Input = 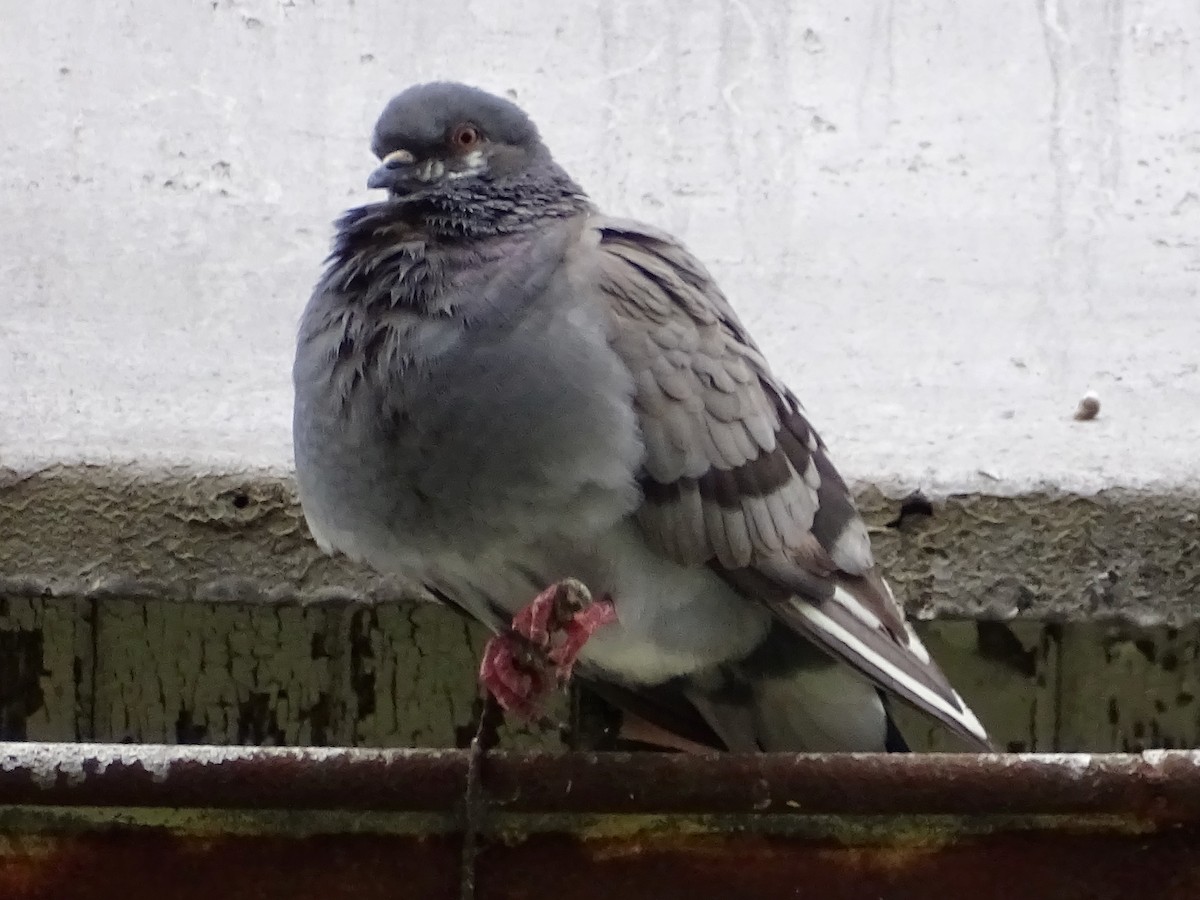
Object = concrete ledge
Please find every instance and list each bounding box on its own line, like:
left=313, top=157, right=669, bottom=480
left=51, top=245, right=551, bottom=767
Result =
left=3, top=465, right=1197, bottom=625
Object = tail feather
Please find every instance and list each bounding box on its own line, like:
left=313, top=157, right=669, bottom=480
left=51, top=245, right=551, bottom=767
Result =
left=771, top=590, right=992, bottom=750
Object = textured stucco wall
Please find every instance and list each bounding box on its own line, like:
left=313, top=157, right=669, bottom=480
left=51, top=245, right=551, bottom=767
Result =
left=2, top=0, right=1199, bottom=494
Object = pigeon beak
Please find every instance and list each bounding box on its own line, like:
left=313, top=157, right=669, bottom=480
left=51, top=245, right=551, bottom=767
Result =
left=367, top=148, right=417, bottom=192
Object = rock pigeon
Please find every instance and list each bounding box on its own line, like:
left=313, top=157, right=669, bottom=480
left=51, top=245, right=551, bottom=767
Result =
left=292, top=81, right=990, bottom=752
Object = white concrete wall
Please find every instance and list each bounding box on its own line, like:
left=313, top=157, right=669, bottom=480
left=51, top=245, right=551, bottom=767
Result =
left=2, top=0, right=1198, bottom=495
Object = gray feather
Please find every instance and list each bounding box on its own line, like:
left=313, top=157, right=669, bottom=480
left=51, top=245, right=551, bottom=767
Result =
left=292, top=81, right=991, bottom=752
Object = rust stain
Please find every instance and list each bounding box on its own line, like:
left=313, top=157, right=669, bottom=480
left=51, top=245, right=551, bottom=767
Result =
left=0, top=832, right=459, bottom=900
left=1, top=826, right=1196, bottom=900
left=479, top=828, right=1200, bottom=900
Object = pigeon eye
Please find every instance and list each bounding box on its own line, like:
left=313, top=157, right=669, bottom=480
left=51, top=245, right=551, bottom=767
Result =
left=452, top=124, right=481, bottom=149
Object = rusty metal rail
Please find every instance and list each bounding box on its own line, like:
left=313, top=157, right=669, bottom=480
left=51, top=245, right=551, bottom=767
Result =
left=0, top=743, right=1198, bottom=899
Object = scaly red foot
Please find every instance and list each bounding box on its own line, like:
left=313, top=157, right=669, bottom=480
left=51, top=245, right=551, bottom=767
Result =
left=479, top=578, right=617, bottom=721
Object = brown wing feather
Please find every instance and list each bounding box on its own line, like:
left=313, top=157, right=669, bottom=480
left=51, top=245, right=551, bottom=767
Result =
left=587, top=216, right=990, bottom=748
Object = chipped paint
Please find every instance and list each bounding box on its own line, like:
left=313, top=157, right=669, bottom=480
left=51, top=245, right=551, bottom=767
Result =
left=11, top=584, right=1200, bottom=752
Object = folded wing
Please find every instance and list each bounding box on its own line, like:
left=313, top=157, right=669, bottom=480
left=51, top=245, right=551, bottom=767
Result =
left=585, top=217, right=989, bottom=749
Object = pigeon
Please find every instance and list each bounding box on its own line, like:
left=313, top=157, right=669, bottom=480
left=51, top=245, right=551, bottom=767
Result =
left=292, top=81, right=990, bottom=752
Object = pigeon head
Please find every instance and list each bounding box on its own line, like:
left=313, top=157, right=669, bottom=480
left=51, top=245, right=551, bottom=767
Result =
left=367, top=82, right=548, bottom=198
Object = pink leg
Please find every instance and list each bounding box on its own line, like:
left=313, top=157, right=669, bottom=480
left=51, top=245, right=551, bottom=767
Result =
left=478, top=579, right=617, bottom=721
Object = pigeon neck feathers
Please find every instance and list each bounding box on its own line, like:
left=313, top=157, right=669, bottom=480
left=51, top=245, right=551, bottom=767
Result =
left=319, top=191, right=582, bottom=319
left=385, top=160, right=590, bottom=239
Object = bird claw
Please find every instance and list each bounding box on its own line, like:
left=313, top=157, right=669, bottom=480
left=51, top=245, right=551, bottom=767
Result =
left=479, top=579, right=617, bottom=720
left=478, top=634, right=545, bottom=721
left=546, top=599, right=618, bottom=678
